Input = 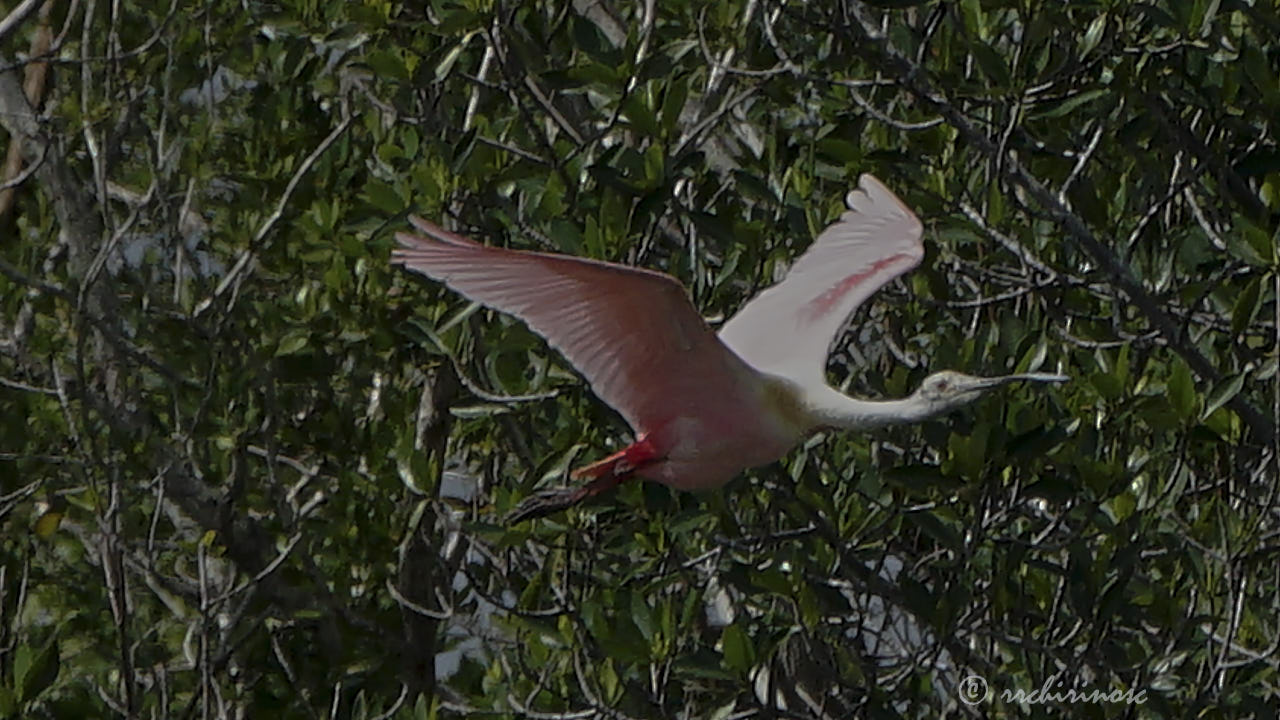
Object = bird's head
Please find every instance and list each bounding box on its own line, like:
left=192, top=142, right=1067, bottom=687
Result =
left=912, top=370, right=1068, bottom=417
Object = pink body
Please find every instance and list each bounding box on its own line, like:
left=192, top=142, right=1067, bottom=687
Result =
left=632, top=380, right=807, bottom=491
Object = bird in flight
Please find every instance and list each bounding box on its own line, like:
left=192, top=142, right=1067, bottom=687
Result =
left=392, top=174, right=1065, bottom=522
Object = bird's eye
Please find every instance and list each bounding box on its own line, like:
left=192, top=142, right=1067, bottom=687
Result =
left=935, top=380, right=949, bottom=392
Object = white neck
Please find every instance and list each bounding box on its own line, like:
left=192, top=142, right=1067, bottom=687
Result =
left=803, top=385, right=938, bottom=431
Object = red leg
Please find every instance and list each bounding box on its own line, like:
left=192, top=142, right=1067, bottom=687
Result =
left=569, top=433, right=660, bottom=480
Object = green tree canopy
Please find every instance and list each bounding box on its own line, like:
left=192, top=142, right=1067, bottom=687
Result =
left=0, top=0, right=1277, bottom=717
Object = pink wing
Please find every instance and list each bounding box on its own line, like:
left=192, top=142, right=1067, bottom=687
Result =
left=717, top=174, right=924, bottom=388
left=392, top=218, right=759, bottom=434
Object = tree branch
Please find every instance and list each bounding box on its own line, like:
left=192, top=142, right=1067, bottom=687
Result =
left=841, top=1, right=1277, bottom=445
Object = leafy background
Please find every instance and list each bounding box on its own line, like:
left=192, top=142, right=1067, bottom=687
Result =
left=1, top=0, right=1277, bottom=717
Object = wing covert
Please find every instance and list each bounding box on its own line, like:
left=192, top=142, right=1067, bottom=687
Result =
left=717, top=174, right=924, bottom=388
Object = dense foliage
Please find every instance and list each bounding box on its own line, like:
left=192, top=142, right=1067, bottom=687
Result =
left=1, top=0, right=1277, bottom=717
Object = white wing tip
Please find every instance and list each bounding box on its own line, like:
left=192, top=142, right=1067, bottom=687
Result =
left=846, top=173, right=922, bottom=235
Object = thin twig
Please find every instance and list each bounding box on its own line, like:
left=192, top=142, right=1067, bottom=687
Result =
left=194, top=109, right=354, bottom=317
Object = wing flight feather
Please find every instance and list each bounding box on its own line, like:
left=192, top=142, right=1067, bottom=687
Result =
left=392, top=221, right=756, bottom=433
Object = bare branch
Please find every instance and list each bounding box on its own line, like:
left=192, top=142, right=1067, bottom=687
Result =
left=0, top=0, right=41, bottom=44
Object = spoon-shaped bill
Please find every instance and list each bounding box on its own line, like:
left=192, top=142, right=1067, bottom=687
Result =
left=971, top=372, right=1070, bottom=391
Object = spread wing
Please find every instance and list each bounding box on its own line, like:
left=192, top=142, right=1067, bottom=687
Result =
left=392, top=218, right=757, bottom=434
left=717, top=174, right=924, bottom=388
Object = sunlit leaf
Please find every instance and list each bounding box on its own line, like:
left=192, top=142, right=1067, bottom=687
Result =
left=33, top=511, right=62, bottom=538
left=1079, top=13, right=1108, bottom=57
left=1202, top=374, right=1245, bottom=420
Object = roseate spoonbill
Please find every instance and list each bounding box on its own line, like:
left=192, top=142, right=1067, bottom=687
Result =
left=392, top=174, right=1065, bottom=522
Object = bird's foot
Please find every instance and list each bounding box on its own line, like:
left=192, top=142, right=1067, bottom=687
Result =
left=507, top=468, right=634, bottom=524
left=507, top=486, right=588, bottom=524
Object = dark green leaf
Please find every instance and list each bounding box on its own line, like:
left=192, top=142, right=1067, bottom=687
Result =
left=623, top=94, right=660, bottom=137
left=1033, top=88, right=1108, bottom=119
left=720, top=624, right=754, bottom=673
left=1230, top=277, right=1262, bottom=336
left=907, top=510, right=962, bottom=551
left=367, top=48, right=409, bottom=82
left=971, top=43, right=1011, bottom=87
left=16, top=641, right=59, bottom=703
left=660, top=77, right=689, bottom=134
left=1168, top=360, right=1197, bottom=420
